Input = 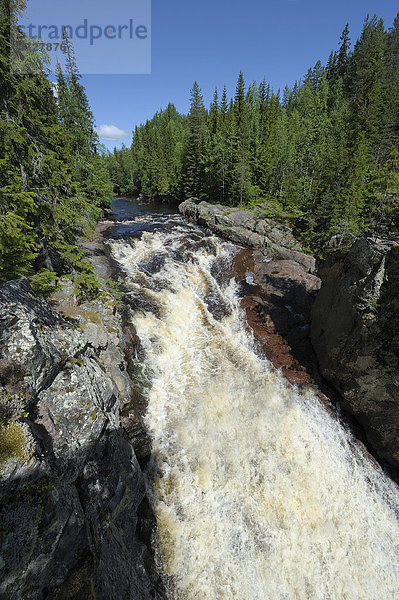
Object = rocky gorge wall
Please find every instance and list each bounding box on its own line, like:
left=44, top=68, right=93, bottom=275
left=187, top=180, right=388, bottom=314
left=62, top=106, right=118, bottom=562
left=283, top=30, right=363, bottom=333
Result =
left=0, top=241, right=161, bottom=598
left=311, top=237, right=399, bottom=469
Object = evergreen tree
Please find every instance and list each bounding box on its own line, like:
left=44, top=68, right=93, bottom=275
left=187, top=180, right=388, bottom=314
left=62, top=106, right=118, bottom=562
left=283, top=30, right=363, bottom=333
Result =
left=107, top=12, right=399, bottom=253
left=0, top=0, right=113, bottom=293
left=56, top=30, right=113, bottom=208
left=337, top=23, right=351, bottom=80
left=184, top=82, right=207, bottom=198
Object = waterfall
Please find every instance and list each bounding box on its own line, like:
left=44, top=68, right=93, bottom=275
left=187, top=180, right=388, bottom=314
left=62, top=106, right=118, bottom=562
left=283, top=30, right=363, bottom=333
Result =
left=109, top=215, right=399, bottom=600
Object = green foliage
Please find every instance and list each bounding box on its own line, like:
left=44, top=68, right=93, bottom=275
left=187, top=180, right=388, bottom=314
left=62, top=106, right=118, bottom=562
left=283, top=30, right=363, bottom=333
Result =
left=104, top=278, right=122, bottom=303
left=29, top=269, right=60, bottom=298
left=369, top=298, right=379, bottom=312
left=74, top=271, right=101, bottom=302
left=105, top=12, right=399, bottom=255
left=103, top=104, right=188, bottom=201
left=0, top=4, right=113, bottom=288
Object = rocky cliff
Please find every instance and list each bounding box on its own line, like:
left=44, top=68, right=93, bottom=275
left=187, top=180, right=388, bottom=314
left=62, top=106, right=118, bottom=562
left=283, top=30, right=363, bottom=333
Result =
left=0, top=276, right=160, bottom=599
left=311, top=238, right=399, bottom=469
left=180, top=200, right=399, bottom=472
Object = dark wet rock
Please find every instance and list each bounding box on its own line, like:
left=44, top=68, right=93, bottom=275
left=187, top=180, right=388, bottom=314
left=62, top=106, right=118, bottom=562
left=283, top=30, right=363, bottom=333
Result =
left=0, top=277, right=161, bottom=599
left=311, top=237, right=399, bottom=468
left=102, top=207, right=113, bottom=219
left=80, top=221, right=118, bottom=280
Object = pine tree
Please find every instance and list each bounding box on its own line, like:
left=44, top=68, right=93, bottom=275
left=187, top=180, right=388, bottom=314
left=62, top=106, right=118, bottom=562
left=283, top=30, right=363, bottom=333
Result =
left=56, top=31, right=113, bottom=208
left=0, top=1, right=113, bottom=292
left=232, top=71, right=251, bottom=204
left=378, top=13, right=399, bottom=161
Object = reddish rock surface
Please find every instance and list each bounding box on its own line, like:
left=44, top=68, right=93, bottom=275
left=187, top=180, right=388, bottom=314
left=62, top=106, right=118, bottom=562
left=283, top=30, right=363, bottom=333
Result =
left=232, top=248, right=331, bottom=408
left=240, top=293, right=314, bottom=386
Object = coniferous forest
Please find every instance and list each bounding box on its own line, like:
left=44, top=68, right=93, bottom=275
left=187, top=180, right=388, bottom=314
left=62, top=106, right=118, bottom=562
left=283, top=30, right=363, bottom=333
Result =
left=2, top=3, right=399, bottom=286
left=0, top=0, right=113, bottom=294
left=105, top=14, right=399, bottom=253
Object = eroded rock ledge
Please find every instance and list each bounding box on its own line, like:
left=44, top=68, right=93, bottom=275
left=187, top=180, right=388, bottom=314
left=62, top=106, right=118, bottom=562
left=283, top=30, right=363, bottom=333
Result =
left=179, top=198, right=315, bottom=272
left=0, top=273, right=160, bottom=599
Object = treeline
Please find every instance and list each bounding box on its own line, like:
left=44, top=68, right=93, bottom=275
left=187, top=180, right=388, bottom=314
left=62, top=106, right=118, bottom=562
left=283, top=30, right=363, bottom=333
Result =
left=105, top=14, right=399, bottom=251
left=0, top=0, right=113, bottom=294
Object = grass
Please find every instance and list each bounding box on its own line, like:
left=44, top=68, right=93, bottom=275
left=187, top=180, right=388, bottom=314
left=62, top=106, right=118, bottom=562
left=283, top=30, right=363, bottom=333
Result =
left=0, top=422, right=26, bottom=470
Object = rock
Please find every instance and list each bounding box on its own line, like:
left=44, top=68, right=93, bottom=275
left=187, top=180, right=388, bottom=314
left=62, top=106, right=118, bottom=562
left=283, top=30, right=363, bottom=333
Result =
left=253, top=255, right=321, bottom=301
left=213, top=223, right=267, bottom=248
left=232, top=243, right=322, bottom=387
left=179, top=199, right=316, bottom=273
left=102, top=207, right=113, bottom=219
left=80, top=221, right=118, bottom=280
left=185, top=196, right=203, bottom=205
left=254, top=218, right=302, bottom=251
left=311, top=237, right=399, bottom=468
left=0, top=278, right=161, bottom=599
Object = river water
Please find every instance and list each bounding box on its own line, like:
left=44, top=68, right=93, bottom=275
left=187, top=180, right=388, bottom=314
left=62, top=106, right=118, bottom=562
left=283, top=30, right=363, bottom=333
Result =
left=108, top=198, right=399, bottom=600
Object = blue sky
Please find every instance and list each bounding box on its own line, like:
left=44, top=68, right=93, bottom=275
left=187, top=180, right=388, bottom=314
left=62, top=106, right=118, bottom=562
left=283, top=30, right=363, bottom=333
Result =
left=22, top=0, right=399, bottom=149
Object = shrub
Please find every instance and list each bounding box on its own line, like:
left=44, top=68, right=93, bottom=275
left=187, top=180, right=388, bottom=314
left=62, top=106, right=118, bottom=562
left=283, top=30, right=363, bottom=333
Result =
left=29, top=269, right=60, bottom=298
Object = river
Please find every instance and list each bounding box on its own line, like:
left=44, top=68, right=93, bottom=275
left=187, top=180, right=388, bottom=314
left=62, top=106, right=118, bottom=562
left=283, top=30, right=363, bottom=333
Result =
left=107, top=198, right=399, bottom=600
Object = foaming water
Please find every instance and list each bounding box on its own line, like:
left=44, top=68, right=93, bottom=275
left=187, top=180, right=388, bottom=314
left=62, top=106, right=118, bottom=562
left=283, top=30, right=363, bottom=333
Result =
left=109, top=215, right=399, bottom=600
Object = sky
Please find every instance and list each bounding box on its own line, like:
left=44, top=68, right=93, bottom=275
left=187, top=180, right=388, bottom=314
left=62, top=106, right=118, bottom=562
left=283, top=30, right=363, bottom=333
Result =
left=20, top=0, right=399, bottom=150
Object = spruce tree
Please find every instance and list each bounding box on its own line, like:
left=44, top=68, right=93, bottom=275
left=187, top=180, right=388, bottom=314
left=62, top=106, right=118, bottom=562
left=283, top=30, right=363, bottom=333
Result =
left=337, top=23, right=351, bottom=80
left=184, top=82, right=207, bottom=198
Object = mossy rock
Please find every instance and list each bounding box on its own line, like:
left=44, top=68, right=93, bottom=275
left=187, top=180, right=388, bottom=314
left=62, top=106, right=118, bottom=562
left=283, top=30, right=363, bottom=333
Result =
left=0, top=422, right=26, bottom=470
left=56, top=559, right=96, bottom=600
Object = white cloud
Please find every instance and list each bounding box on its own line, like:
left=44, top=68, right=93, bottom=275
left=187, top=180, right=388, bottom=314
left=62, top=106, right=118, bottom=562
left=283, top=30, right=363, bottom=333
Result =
left=96, top=122, right=130, bottom=141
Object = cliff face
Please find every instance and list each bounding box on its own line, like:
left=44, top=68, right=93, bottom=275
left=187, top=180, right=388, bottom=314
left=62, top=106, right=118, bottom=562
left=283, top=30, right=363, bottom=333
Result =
left=311, top=238, right=399, bottom=468
left=0, top=278, right=159, bottom=600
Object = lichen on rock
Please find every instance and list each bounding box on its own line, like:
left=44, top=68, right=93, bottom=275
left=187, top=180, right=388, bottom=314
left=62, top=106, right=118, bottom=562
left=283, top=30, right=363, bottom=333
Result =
left=0, top=274, right=161, bottom=599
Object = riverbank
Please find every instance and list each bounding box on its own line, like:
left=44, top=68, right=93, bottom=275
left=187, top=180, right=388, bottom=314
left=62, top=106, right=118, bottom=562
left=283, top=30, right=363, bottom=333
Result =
left=179, top=198, right=399, bottom=479
left=0, top=219, right=163, bottom=599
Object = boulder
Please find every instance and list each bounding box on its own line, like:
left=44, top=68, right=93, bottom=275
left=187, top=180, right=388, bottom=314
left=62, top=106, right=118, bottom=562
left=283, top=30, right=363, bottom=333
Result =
left=311, top=237, right=399, bottom=468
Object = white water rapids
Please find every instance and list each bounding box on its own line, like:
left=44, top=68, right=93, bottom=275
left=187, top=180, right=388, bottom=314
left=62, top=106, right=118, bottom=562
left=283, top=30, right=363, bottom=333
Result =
left=109, top=215, right=399, bottom=600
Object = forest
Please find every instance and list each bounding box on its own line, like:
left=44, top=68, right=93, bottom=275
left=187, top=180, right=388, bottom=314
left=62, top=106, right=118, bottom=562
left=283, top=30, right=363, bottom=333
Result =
left=105, top=14, right=399, bottom=252
left=2, top=2, right=398, bottom=286
left=0, top=0, right=113, bottom=293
